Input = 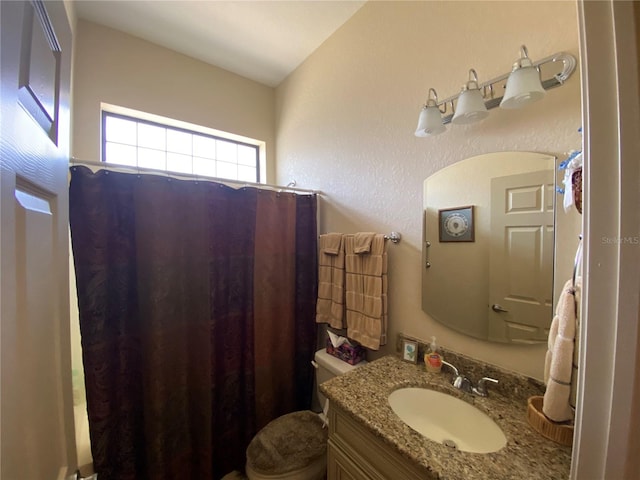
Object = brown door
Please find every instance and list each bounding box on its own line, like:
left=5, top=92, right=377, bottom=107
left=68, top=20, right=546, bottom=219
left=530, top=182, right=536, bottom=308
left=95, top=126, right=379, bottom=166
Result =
left=1, top=1, right=76, bottom=478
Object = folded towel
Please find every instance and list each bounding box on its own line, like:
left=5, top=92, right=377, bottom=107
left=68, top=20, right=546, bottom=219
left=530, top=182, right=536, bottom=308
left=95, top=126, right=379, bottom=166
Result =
left=353, top=232, right=375, bottom=254
left=322, top=232, right=342, bottom=255
left=344, top=234, right=388, bottom=350
left=315, top=233, right=346, bottom=329
left=543, top=279, right=576, bottom=422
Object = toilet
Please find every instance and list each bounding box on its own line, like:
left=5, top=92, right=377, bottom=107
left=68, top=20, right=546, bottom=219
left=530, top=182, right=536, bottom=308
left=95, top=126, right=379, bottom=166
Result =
left=245, top=348, right=366, bottom=480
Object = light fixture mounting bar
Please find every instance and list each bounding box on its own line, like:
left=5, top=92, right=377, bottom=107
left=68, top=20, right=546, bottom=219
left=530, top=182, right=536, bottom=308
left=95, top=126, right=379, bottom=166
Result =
left=436, top=51, right=576, bottom=125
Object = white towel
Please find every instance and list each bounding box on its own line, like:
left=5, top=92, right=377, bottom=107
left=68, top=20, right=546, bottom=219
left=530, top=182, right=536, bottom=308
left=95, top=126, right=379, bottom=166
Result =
left=570, top=276, right=581, bottom=410
left=543, top=279, right=577, bottom=422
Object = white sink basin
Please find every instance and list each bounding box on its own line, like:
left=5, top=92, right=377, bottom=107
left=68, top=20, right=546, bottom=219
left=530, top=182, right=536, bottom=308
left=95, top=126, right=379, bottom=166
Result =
left=388, top=387, right=507, bottom=453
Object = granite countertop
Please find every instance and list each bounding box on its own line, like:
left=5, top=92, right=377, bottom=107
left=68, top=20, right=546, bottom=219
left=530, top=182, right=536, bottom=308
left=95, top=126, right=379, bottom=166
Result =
left=320, top=355, right=572, bottom=480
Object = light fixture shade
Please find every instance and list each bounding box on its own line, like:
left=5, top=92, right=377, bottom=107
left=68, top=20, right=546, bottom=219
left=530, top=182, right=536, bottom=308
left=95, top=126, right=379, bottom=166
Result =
left=452, top=88, right=489, bottom=124
left=500, top=66, right=545, bottom=109
left=500, top=46, right=545, bottom=109
left=415, top=88, right=445, bottom=136
left=415, top=105, right=445, bottom=136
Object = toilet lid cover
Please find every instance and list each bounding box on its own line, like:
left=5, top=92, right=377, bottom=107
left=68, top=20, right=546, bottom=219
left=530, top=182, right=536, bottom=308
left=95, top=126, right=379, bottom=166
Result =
left=246, top=410, right=327, bottom=475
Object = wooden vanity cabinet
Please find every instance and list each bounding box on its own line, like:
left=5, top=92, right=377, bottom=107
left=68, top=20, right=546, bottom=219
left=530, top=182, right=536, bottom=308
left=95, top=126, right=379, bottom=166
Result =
left=327, top=403, right=433, bottom=480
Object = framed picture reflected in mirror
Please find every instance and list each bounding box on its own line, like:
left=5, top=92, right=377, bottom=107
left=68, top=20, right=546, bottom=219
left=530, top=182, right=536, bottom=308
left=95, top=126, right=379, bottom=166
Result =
left=439, top=205, right=474, bottom=242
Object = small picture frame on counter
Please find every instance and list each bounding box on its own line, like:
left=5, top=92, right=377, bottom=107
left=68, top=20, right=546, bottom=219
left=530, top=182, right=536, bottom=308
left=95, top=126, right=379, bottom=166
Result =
left=401, top=339, right=418, bottom=364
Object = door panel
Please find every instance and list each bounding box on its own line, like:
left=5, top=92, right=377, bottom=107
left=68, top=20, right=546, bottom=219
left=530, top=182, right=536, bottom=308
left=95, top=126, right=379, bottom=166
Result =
left=17, top=0, right=63, bottom=142
left=1, top=1, right=75, bottom=479
left=489, top=170, right=554, bottom=343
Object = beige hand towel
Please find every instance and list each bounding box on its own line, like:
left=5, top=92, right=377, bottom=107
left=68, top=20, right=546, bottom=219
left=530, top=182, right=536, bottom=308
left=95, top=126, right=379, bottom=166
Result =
left=322, top=232, right=342, bottom=255
left=543, top=279, right=576, bottom=422
left=315, top=233, right=346, bottom=329
left=353, top=232, right=375, bottom=254
left=344, top=233, right=388, bottom=350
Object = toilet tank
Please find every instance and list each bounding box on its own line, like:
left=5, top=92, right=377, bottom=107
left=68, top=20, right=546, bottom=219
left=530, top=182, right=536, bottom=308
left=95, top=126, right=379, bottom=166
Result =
left=312, top=349, right=366, bottom=412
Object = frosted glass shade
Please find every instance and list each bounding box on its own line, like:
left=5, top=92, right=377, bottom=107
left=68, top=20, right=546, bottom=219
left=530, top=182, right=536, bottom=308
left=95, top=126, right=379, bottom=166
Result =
left=451, top=89, right=489, bottom=125
left=500, top=66, right=545, bottom=109
left=415, top=106, right=445, bottom=137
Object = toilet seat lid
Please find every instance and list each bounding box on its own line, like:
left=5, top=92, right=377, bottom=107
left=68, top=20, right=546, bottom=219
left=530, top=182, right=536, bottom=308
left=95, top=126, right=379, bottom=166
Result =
left=246, top=410, right=327, bottom=475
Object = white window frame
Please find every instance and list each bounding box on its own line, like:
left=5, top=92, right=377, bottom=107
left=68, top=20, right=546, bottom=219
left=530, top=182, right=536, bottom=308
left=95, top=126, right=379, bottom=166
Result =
left=100, top=104, right=266, bottom=183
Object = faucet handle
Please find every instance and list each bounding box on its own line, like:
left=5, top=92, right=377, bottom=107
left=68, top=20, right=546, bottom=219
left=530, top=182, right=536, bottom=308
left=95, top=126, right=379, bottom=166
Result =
left=453, top=376, right=473, bottom=393
left=473, top=377, right=499, bottom=397
left=441, top=360, right=459, bottom=377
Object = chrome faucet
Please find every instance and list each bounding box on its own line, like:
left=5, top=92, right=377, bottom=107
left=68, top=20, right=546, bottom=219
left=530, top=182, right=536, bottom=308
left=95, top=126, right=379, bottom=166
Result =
left=441, top=359, right=459, bottom=377
left=472, top=377, right=499, bottom=397
left=440, top=360, right=499, bottom=397
left=441, top=360, right=473, bottom=394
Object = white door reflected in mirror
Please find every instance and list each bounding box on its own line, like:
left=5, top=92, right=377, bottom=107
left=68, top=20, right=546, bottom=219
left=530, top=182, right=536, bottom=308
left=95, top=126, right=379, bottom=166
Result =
left=422, top=152, right=557, bottom=343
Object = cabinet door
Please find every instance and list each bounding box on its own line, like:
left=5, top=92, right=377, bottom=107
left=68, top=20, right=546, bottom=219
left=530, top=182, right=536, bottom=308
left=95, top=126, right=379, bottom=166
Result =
left=329, top=404, right=431, bottom=479
left=327, top=441, right=368, bottom=480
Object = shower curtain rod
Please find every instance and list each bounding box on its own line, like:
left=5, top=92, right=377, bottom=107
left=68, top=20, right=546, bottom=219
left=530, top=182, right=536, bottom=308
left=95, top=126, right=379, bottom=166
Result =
left=69, top=158, right=322, bottom=195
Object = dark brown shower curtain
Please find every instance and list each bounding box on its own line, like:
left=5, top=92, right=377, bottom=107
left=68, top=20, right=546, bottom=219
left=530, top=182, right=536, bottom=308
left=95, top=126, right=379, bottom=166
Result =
left=69, top=166, right=317, bottom=480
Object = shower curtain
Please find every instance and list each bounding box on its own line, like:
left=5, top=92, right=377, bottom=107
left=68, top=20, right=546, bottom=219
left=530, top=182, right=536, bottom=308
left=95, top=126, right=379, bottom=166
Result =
left=69, top=166, right=318, bottom=480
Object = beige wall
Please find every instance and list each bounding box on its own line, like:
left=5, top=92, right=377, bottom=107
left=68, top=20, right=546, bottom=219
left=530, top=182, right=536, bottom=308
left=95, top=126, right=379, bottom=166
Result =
left=62, top=1, right=639, bottom=477
left=276, top=1, right=581, bottom=379
left=70, top=2, right=581, bottom=381
left=72, top=20, right=277, bottom=182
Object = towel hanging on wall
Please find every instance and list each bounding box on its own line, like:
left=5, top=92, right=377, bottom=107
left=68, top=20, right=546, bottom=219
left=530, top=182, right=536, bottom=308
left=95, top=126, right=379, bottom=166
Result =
left=315, top=233, right=346, bottom=329
left=316, top=232, right=397, bottom=349
left=344, top=233, right=388, bottom=350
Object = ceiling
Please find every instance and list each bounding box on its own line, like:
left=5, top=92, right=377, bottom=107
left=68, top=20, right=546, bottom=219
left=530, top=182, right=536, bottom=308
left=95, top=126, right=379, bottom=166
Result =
left=72, top=0, right=367, bottom=87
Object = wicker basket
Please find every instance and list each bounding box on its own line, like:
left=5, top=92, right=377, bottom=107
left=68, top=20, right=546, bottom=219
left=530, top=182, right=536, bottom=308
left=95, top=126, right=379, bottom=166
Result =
left=527, top=396, right=574, bottom=446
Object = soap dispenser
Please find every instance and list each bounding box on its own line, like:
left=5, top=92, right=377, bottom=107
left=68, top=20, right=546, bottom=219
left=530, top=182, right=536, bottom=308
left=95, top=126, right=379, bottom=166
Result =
left=425, top=336, right=443, bottom=373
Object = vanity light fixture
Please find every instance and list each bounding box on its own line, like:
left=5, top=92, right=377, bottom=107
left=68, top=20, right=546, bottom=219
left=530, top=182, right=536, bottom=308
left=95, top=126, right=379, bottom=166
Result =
left=451, top=69, right=489, bottom=125
left=415, top=88, right=446, bottom=136
left=414, top=45, right=576, bottom=137
left=500, top=45, right=545, bottom=109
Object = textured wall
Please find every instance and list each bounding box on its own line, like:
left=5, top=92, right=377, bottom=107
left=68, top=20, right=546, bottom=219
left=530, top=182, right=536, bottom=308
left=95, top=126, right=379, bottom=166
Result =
left=276, top=0, right=581, bottom=379
left=72, top=20, right=276, bottom=182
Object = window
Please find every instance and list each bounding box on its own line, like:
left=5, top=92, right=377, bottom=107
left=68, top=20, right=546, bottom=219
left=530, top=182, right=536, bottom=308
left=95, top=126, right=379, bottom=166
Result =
left=102, top=111, right=260, bottom=182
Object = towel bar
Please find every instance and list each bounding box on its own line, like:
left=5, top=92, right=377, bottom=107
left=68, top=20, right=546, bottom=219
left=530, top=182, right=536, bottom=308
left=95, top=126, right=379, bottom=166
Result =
left=320, top=232, right=402, bottom=244
left=384, top=232, right=402, bottom=244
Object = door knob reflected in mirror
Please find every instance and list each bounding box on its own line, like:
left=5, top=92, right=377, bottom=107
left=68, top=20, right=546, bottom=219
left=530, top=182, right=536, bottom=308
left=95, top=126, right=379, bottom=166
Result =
left=491, top=304, right=509, bottom=313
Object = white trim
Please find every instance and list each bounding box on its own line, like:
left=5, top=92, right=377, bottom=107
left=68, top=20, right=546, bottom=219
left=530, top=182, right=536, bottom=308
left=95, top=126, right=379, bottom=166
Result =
left=605, top=2, right=640, bottom=475
left=100, top=102, right=267, bottom=183
left=572, top=1, right=640, bottom=478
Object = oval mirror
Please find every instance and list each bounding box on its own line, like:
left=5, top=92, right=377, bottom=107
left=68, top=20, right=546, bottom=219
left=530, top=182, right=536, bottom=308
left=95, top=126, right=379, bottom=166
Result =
left=422, top=151, right=556, bottom=343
